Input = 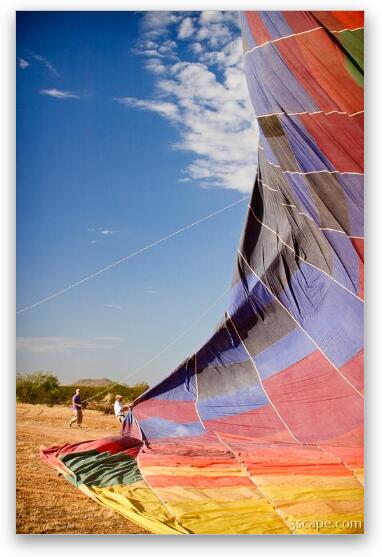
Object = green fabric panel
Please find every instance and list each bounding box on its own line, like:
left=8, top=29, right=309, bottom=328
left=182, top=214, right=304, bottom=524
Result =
left=60, top=449, right=142, bottom=488
left=336, top=29, right=364, bottom=72
left=345, top=56, right=364, bottom=88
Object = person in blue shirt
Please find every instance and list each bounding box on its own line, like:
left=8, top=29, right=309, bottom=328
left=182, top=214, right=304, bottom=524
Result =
left=69, top=388, right=83, bottom=428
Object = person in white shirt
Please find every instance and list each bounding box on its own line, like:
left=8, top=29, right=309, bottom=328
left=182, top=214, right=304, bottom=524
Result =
left=114, top=395, right=128, bottom=424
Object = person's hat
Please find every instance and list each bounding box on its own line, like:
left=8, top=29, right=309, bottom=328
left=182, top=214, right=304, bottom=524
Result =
left=116, top=395, right=123, bottom=399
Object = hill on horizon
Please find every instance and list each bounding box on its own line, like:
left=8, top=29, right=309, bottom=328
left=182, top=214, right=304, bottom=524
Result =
left=68, top=378, right=114, bottom=387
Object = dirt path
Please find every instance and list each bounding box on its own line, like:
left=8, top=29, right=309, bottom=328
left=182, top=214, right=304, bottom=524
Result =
left=16, top=403, right=149, bottom=534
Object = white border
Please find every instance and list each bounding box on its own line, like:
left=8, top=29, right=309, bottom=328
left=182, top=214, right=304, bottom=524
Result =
left=2, top=0, right=380, bottom=555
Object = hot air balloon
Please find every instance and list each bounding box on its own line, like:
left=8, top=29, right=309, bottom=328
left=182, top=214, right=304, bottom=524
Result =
left=41, top=11, right=364, bottom=534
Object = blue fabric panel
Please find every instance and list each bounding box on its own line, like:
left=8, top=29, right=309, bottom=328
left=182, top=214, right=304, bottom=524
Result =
left=254, top=327, right=315, bottom=380
left=278, top=275, right=363, bottom=368
left=137, top=417, right=205, bottom=439
left=139, top=361, right=196, bottom=402
left=197, top=382, right=269, bottom=421
left=228, top=268, right=273, bottom=316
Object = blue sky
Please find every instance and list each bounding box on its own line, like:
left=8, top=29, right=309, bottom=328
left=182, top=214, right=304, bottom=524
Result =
left=16, top=11, right=258, bottom=386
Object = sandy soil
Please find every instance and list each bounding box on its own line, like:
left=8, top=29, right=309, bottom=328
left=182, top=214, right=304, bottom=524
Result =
left=16, top=403, right=149, bottom=534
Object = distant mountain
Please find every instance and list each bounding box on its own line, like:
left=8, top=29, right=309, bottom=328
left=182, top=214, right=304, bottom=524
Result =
left=70, top=378, right=114, bottom=387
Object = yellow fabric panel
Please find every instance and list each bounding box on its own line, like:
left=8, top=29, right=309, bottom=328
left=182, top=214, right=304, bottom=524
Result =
left=279, top=499, right=364, bottom=517
left=83, top=483, right=292, bottom=534
left=81, top=482, right=189, bottom=534
left=155, top=485, right=264, bottom=502
left=167, top=498, right=291, bottom=534
left=258, top=484, right=363, bottom=503
left=143, top=465, right=247, bottom=477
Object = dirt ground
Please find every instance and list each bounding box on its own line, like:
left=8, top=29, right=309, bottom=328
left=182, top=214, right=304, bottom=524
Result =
left=16, top=403, right=149, bottom=534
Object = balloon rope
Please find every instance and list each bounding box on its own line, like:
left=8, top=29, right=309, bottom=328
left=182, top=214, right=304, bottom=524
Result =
left=81, top=285, right=231, bottom=403
left=17, top=196, right=248, bottom=315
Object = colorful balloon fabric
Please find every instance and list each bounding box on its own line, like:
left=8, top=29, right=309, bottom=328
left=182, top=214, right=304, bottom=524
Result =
left=41, top=11, right=364, bottom=534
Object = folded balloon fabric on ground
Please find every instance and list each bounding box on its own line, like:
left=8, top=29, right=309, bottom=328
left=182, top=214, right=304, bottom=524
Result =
left=41, top=11, right=364, bottom=534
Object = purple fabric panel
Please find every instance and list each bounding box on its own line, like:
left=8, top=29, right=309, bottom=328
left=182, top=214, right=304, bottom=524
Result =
left=245, top=47, right=319, bottom=116
left=259, top=11, right=294, bottom=40
left=337, top=174, right=364, bottom=237
left=282, top=115, right=337, bottom=172
left=241, top=12, right=257, bottom=49
left=284, top=173, right=320, bottom=222
left=328, top=231, right=360, bottom=294
left=243, top=56, right=279, bottom=117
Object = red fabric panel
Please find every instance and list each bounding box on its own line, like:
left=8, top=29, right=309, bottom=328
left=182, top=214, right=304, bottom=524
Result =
left=133, top=399, right=198, bottom=424
left=311, top=12, right=345, bottom=32
left=358, top=259, right=364, bottom=300
left=140, top=454, right=238, bottom=468
left=312, top=11, right=363, bottom=32
left=300, top=112, right=364, bottom=172
left=340, top=350, right=364, bottom=394
left=40, top=436, right=142, bottom=464
left=245, top=12, right=272, bottom=46
left=321, top=426, right=364, bottom=473
left=264, top=350, right=363, bottom=443
left=247, top=462, right=352, bottom=476
left=331, top=11, right=364, bottom=30
left=203, top=403, right=296, bottom=443
left=351, top=237, right=364, bottom=262
left=283, top=11, right=320, bottom=34
left=276, top=32, right=363, bottom=114
left=220, top=436, right=354, bottom=477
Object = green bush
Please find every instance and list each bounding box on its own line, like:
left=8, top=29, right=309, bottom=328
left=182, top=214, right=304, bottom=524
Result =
left=16, top=371, right=62, bottom=405
left=16, top=371, right=149, bottom=409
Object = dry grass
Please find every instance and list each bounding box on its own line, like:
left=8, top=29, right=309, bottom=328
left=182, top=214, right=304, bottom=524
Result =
left=16, top=403, right=149, bottom=534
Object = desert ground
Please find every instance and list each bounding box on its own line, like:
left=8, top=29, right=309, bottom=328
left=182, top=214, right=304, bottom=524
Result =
left=16, top=403, right=149, bottom=534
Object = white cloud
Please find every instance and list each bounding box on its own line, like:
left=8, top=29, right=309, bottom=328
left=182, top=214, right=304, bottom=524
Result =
left=144, top=58, right=166, bottom=74
left=31, top=52, right=60, bottom=77
left=178, top=17, right=194, bottom=39
left=100, top=229, right=113, bottom=236
left=115, top=97, right=180, bottom=121
left=117, top=11, right=257, bottom=193
left=40, top=88, right=80, bottom=99
left=158, top=40, right=177, bottom=56
left=191, top=42, right=203, bottom=54
left=199, top=11, right=224, bottom=24
left=19, top=58, right=29, bottom=69
left=17, top=336, right=122, bottom=354
left=105, top=304, right=122, bottom=310
left=140, top=11, right=181, bottom=39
